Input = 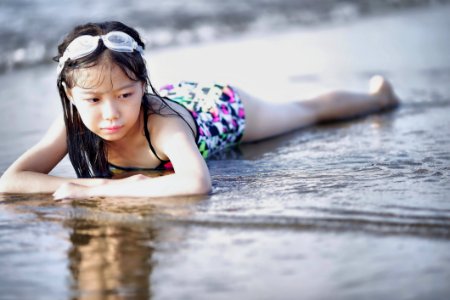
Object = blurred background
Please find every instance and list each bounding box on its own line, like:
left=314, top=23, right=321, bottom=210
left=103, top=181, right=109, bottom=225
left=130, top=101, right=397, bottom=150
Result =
left=1, top=0, right=448, bottom=73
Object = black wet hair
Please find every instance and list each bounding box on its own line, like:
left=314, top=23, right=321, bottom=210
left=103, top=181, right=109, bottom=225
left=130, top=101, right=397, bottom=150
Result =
left=53, top=21, right=180, bottom=178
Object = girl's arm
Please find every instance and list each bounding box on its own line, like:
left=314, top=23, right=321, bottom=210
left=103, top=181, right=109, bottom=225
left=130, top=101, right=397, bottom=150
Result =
left=0, top=116, right=108, bottom=194
left=53, top=116, right=212, bottom=199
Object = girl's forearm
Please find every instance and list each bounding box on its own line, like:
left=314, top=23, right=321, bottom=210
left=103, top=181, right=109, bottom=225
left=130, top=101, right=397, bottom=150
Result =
left=0, top=171, right=107, bottom=194
left=85, top=173, right=211, bottom=198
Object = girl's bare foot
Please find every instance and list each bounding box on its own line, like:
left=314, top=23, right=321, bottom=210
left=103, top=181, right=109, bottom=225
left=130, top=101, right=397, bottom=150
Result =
left=369, top=75, right=400, bottom=110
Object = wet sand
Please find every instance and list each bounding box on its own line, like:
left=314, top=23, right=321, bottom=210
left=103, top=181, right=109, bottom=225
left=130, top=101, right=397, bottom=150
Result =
left=1, top=4, right=450, bottom=300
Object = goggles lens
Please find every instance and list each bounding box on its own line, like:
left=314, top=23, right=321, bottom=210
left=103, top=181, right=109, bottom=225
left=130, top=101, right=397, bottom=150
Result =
left=57, top=31, right=144, bottom=75
left=65, top=35, right=100, bottom=60
left=104, top=31, right=132, bottom=50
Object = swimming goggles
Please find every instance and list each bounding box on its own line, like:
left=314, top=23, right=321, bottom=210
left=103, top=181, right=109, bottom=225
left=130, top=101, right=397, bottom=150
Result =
left=57, top=31, right=144, bottom=75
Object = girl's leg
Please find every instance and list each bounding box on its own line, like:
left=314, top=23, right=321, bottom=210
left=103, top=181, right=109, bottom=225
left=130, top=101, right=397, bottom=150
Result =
left=238, top=76, right=399, bottom=142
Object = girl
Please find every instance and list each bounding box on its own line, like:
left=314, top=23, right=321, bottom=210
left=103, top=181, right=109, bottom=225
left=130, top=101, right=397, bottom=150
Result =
left=0, top=21, right=399, bottom=199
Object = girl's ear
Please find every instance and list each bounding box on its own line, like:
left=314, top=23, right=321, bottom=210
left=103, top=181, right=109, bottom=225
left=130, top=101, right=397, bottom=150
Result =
left=62, top=82, right=74, bottom=103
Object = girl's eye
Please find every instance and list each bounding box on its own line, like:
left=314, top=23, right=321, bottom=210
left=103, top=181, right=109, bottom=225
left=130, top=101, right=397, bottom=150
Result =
left=119, top=92, right=133, bottom=99
left=86, top=98, right=100, bottom=103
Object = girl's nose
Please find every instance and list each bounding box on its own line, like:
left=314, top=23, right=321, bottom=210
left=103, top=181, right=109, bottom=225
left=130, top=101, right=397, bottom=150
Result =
left=102, top=100, right=119, bottom=120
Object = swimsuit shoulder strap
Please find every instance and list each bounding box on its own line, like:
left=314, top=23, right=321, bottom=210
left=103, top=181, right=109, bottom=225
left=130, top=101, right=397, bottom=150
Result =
left=143, top=106, right=167, bottom=163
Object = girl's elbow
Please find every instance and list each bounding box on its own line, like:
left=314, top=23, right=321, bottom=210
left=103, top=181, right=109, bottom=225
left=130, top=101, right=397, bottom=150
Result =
left=191, top=175, right=212, bottom=195
left=0, top=175, right=12, bottom=193
left=201, top=179, right=212, bottom=195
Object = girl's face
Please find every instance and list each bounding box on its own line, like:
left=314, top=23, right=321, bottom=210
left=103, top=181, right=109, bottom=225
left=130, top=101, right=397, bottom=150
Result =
left=66, top=62, right=145, bottom=142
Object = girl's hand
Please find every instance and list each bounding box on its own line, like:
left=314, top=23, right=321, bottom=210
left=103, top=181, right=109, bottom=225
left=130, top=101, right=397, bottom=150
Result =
left=53, top=182, right=89, bottom=200
left=53, top=175, right=146, bottom=200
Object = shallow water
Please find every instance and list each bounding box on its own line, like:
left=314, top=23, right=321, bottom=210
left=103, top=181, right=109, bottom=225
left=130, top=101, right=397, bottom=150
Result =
left=1, top=4, right=450, bottom=300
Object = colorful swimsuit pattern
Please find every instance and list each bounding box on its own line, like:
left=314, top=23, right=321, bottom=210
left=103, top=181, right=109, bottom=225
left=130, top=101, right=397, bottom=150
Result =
left=159, top=81, right=246, bottom=159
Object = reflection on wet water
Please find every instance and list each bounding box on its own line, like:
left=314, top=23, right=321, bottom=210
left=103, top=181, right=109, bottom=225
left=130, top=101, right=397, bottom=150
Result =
left=0, top=195, right=205, bottom=299
left=1, top=192, right=450, bottom=299
left=66, top=219, right=155, bottom=299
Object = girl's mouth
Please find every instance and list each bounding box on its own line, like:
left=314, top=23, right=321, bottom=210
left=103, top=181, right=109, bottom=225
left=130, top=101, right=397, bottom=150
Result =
left=101, top=125, right=123, bottom=133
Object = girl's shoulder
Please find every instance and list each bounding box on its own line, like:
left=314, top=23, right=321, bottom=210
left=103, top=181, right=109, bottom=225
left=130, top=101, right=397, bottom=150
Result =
left=146, top=93, right=197, bottom=138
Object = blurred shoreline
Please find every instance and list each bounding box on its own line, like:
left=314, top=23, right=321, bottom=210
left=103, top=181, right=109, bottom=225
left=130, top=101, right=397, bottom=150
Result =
left=1, top=0, right=449, bottom=73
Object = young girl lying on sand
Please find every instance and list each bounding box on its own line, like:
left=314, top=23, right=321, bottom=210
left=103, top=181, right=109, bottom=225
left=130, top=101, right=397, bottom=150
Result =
left=0, top=21, right=399, bottom=199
